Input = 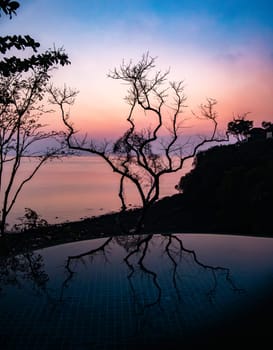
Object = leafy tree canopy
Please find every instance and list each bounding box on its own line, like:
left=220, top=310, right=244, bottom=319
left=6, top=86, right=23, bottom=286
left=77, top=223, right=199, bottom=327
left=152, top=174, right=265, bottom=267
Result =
left=0, top=1, right=70, bottom=77
left=0, top=0, right=71, bottom=236
left=0, top=0, right=19, bottom=18
left=227, top=115, right=253, bottom=141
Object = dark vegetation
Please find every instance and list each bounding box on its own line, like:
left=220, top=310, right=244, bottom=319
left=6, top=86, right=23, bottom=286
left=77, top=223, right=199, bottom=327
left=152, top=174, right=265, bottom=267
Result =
left=51, top=53, right=226, bottom=234
left=0, top=1, right=272, bottom=254
left=2, top=137, right=273, bottom=256
left=155, top=137, right=273, bottom=235
left=0, top=0, right=70, bottom=236
left=1, top=0, right=224, bottom=241
left=1, top=3, right=273, bottom=349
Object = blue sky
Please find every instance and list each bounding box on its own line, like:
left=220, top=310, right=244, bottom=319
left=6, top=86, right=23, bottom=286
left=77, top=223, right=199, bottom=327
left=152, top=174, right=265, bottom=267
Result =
left=2, top=0, right=273, bottom=136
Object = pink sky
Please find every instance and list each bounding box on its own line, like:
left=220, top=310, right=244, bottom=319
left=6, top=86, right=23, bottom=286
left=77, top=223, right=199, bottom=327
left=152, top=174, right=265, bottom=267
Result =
left=2, top=0, right=273, bottom=139
left=53, top=48, right=273, bottom=139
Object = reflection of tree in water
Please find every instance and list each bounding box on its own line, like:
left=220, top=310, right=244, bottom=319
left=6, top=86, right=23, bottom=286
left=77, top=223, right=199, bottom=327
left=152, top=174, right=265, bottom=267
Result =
left=64, top=234, right=243, bottom=310
left=0, top=251, right=49, bottom=295
left=0, top=252, right=69, bottom=309
left=0, top=235, right=247, bottom=348
left=165, top=234, right=243, bottom=301
left=62, top=236, right=113, bottom=289
left=124, top=234, right=243, bottom=309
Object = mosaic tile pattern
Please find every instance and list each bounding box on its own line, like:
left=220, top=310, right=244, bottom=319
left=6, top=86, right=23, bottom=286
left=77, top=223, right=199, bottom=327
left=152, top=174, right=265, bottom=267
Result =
left=1, top=234, right=273, bottom=349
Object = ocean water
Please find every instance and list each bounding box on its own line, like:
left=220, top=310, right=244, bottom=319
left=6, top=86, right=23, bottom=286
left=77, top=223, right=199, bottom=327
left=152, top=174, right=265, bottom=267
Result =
left=4, top=156, right=192, bottom=227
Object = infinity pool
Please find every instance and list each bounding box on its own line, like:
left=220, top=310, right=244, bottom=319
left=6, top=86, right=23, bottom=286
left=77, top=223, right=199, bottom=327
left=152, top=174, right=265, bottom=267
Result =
left=1, top=234, right=273, bottom=349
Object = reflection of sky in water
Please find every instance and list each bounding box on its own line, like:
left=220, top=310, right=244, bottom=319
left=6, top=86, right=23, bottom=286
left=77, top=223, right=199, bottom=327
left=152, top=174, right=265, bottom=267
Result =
left=1, top=234, right=273, bottom=348
left=6, top=156, right=192, bottom=226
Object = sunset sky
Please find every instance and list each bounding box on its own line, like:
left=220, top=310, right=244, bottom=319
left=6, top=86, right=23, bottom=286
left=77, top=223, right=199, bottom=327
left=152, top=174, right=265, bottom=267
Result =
left=2, top=0, right=273, bottom=138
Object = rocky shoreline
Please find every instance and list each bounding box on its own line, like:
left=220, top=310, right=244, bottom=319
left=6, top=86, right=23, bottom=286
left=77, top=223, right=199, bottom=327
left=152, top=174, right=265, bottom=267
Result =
left=2, top=192, right=273, bottom=256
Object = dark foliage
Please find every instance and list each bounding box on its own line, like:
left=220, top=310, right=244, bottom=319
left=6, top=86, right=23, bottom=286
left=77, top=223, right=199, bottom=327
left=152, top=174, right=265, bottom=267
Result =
left=0, top=0, right=71, bottom=237
left=0, top=1, right=70, bottom=77
left=173, top=138, right=273, bottom=234
left=0, top=0, right=19, bottom=18
left=227, top=116, right=253, bottom=142
left=0, top=43, right=70, bottom=77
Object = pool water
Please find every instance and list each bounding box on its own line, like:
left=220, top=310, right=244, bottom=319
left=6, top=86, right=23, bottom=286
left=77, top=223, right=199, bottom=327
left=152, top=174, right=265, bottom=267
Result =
left=1, top=233, right=273, bottom=349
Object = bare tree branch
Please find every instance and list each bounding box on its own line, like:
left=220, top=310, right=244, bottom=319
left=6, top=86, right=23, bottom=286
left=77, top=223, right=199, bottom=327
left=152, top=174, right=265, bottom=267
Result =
left=54, top=53, right=228, bottom=233
left=0, top=73, right=71, bottom=235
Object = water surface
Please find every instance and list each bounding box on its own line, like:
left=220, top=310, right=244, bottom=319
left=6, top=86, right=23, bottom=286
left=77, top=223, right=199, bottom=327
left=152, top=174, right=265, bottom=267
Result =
left=5, top=156, right=191, bottom=226
left=1, top=233, right=273, bottom=349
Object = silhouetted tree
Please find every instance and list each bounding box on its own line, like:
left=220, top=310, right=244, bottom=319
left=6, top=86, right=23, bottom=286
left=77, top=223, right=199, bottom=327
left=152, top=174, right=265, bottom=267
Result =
left=51, top=53, right=226, bottom=233
left=0, top=1, right=71, bottom=236
left=12, top=208, right=48, bottom=232
left=227, top=114, right=253, bottom=142
left=0, top=0, right=19, bottom=18
left=262, top=121, right=273, bottom=135
left=262, top=121, right=272, bottom=129
left=0, top=1, right=69, bottom=78
left=0, top=58, right=72, bottom=236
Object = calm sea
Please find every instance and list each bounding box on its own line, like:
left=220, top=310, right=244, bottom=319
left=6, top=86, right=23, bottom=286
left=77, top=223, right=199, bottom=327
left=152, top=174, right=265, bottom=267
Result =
left=5, top=156, right=192, bottom=227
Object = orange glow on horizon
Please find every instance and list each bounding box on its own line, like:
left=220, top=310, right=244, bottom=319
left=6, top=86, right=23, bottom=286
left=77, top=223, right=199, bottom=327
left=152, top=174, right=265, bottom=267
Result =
left=67, top=90, right=273, bottom=139
left=50, top=49, right=273, bottom=139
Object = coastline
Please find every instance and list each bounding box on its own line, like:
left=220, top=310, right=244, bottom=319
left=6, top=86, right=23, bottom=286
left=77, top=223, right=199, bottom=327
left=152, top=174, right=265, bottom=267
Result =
left=2, top=139, right=273, bottom=256
left=2, top=199, right=273, bottom=256
left=2, top=213, right=273, bottom=348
